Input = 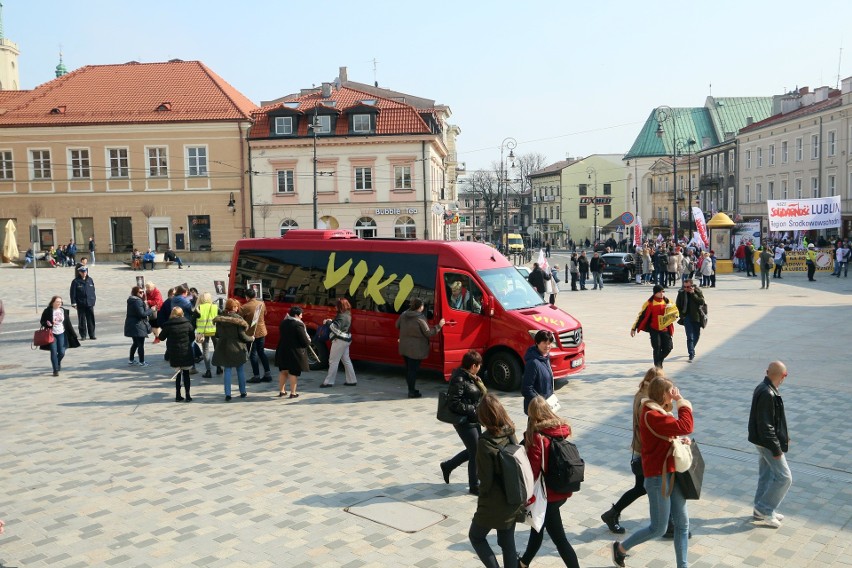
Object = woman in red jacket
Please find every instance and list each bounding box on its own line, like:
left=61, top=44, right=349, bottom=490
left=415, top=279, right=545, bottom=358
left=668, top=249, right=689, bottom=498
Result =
left=612, top=377, right=693, bottom=568
left=518, top=395, right=579, bottom=568
left=630, top=284, right=675, bottom=368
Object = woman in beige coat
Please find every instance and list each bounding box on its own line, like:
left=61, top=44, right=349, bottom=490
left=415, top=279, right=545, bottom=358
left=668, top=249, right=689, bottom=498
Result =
left=396, top=298, right=444, bottom=398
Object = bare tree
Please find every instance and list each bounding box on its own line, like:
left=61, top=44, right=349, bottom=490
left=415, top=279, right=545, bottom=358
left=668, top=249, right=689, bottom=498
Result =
left=28, top=202, right=44, bottom=221
left=257, top=202, right=273, bottom=236
left=460, top=169, right=501, bottom=240
left=140, top=204, right=156, bottom=249
left=514, top=152, right=548, bottom=193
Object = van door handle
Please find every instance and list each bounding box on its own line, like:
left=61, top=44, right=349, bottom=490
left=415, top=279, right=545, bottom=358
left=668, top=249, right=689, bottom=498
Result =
left=447, top=320, right=458, bottom=326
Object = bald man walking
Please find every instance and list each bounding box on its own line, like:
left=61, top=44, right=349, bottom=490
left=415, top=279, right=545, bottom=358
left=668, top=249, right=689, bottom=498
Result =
left=748, top=361, right=792, bottom=528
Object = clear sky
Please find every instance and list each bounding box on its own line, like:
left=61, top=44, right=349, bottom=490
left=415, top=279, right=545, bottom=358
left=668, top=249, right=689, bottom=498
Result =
left=5, top=0, right=851, bottom=171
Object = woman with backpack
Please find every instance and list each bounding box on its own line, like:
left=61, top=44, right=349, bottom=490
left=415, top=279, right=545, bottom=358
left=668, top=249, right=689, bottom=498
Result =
left=518, top=395, right=580, bottom=568
left=440, top=350, right=486, bottom=495
left=612, top=377, right=694, bottom=568
left=468, top=394, right=524, bottom=568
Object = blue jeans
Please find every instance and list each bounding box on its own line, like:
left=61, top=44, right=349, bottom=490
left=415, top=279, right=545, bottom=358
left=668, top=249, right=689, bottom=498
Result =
left=622, top=474, right=689, bottom=568
left=683, top=318, right=700, bottom=359
left=249, top=336, right=271, bottom=377
left=753, top=445, right=792, bottom=518
left=49, top=332, right=67, bottom=372
left=592, top=271, right=603, bottom=289
left=224, top=365, right=247, bottom=397
left=468, top=521, right=517, bottom=568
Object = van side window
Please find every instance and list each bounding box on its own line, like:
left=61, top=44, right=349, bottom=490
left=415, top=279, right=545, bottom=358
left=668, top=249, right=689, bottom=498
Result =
left=444, top=274, right=482, bottom=314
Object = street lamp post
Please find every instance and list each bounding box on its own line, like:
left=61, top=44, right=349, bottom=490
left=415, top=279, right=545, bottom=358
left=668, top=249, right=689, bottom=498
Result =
left=309, top=108, right=320, bottom=229
left=655, top=106, right=679, bottom=242
left=586, top=166, right=598, bottom=245
left=674, top=137, right=697, bottom=239
left=500, top=137, right=517, bottom=250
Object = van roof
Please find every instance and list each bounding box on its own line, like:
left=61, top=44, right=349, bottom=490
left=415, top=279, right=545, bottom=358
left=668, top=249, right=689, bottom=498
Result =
left=280, top=229, right=359, bottom=240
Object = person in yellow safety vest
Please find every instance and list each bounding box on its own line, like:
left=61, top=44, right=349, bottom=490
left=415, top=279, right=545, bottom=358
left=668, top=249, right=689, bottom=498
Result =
left=195, top=292, right=222, bottom=378
left=805, top=243, right=817, bottom=282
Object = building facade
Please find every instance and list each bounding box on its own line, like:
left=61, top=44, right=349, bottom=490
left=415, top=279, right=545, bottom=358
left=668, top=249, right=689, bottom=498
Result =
left=558, top=155, right=626, bottom=245
left=0, top=60, right=256, bottom=261
left=249, top=69, right=457, bottom=240
left=738, top=79, right=852, bottom=239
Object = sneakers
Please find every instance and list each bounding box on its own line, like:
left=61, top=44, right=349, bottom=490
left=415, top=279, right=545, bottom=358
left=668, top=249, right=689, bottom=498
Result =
left=128, top=360, right=138, bottom=366
left=140, top=361, right=151, bottom=367
left=755, top=515, right=782, bottom=528
left=601, top=506, right=625, bottom=534
left=611, top=541, right=627, bottom=567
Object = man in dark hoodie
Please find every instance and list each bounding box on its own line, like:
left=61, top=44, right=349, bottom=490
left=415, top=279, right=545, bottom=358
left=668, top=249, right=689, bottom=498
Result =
left=521, top=330, right=555, bottom=414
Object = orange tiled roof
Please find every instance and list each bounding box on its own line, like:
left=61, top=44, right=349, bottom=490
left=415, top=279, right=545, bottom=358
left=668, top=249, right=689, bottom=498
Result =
left=249, top=85, right=433, bottom=138
left=0, top=60, right=257, bottom=126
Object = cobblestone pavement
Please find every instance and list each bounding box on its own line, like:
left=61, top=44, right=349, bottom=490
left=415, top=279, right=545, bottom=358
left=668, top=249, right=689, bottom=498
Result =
left=1, top=261, right=850, bottom=567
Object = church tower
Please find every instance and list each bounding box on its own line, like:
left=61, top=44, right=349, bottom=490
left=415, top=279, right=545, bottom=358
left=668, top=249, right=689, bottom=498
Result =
left=0, top=2, right=21, bottom=90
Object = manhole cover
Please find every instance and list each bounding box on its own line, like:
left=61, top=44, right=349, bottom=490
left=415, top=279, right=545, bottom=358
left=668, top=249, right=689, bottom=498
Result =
left=344, top=495, right=446, bottom=533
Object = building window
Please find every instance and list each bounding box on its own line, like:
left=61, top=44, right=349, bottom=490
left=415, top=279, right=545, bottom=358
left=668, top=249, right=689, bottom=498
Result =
left=603, top=183, right=611, bottom=195
left=579, top=205, right=587, bottom=219
left=756, top=183, right=762, bottom=202
left=796, top=138, right=803, bottom=161
left=72, top=217, right=94, bottom=246
left=111, top=216, right=133, bottom=253
left=768, top=144, right=775, bottom=166
left=782, top=179, right=788, bottom=199
left=147, top=147, right=168, bottom=177
left=744, top=184, right=750, bottom=203
left=277, top=170, right=295, bottom=193
left=394, top=215, right=416, bottom=238
left=68, top=149, right=91, bottom=179
left=186, top=146, right=208, bottom=177
left=828, top=130, right=836, bottom=156
left=274, top=116, right=293, bottom=135
left=108, top=148, right=129, bottom=178
left=727, top=188, right=734, bottom=211
left=512, top=213, right=519, bottom=226
left=811, top=177, right=819, bottom=197
left=354, top=167, right=372, bottom=191
left=0, top=150, right=13, bottom=179
left=811, top=134, right=819, bottom=159
left=579, top=183, right=587, bottom=196
left=757, top=147, right=763, bottom=167
left=31, top=150, right=51, bottom=179
left=768, top=181, right=774, bottom=199
left=795, top=178, right=802, bottom=198
left=829, top=175, right=836, bottom=196
left=188, top=214, right=211, bottom=251
left=313, top=115, right=331, bottom=134
left=394, top=165, right=412, bottom=190
left=746, top=150, right=751, bottom=169
left=603, top=205, right=612, bottom=218
left=728, top=150, right=735, bottom=172
left=664, top=178, right=669, bottom=192
left=280, top=219, right=298, bottom=236
left=355, top=216, right=377, bottom=238
left=781, top=141, right=788, bottom=164
left=352, top=114, right=372, bottom=133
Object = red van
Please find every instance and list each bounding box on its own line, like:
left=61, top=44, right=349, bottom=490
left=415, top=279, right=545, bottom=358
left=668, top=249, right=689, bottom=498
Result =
left=229, top=230, right=584, bottom=390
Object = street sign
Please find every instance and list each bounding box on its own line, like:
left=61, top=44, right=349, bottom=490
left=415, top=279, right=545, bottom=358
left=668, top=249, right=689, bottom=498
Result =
left=620, top=212, right=635, bottom=225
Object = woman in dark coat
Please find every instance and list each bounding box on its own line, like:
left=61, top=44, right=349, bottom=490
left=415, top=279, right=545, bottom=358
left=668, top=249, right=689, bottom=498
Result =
left=40, top=295, right=80, bottom=376
left=395, top=297, right=444, bottom=398
left=468, top=394, right=523, bottom=568
left=212, top=298, right=253, bottom=402
left=440, top=350, right=486, bottom=495
left=274, top=306, right=311, bottom=399
left=124, top=286, right=153, bottom=367
left=158, top=307, right=196, bottom=402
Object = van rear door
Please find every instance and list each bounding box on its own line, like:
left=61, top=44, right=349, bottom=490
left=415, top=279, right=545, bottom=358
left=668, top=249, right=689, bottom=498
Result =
left=440, top=269, right=490, bottom=370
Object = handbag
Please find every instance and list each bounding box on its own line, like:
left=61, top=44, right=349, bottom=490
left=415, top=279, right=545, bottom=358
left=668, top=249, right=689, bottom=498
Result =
left=436, top=391, right=463, bottom=424
left=33, top=327, right=55, bottom=348
left=545, top=393, right=561, bottom=412
left=675, top=440, right=705, bottom=500
left=698, top=304, right=708, bottom=329
left=644, top=410, right=693, bottom=496
left=523, top=439, right=548, bottom=532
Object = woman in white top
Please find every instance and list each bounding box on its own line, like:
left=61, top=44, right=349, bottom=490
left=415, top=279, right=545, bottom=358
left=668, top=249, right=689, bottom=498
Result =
left=39, top=295, right=80, bottom=376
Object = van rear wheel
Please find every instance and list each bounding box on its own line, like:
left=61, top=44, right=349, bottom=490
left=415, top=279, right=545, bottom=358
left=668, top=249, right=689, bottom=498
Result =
left=308, top=340, right=329, bottom=371
left=486, top=352, right=522, bottom=391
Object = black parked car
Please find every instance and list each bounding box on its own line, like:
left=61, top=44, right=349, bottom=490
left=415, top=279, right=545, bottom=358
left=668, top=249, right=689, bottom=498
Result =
left=601, top=252, right=636, bottom=282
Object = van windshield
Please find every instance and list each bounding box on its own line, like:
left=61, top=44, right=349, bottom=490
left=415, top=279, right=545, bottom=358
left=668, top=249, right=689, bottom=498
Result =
left=478, top=267, right=546, bottom=310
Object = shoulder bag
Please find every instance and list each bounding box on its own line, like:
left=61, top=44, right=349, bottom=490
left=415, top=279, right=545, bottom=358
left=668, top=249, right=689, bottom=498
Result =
left=674, top=439, right=705, bottom=500
left=436, top=391, right=463, bottom=424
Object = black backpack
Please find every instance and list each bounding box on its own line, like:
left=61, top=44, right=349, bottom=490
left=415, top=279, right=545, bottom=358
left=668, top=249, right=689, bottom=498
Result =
left=542, top=434, right=585, bottom=493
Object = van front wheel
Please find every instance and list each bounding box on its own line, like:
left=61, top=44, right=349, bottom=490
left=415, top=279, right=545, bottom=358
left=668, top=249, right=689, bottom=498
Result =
left=486, top=352, right=522, bottom=391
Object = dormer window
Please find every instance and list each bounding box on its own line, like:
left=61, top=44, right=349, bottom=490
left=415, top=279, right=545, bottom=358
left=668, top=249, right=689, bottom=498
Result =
left=311, top=115, right=332, bottom=134
left=156, top=102, right=172, bottom=112
left=352, top=114, right=373, bottom=133
left=283, top=101, right=300, bottom=109
left=274, top=116, right=293, bottom=135
left=50, top=106, right=66, bottom=115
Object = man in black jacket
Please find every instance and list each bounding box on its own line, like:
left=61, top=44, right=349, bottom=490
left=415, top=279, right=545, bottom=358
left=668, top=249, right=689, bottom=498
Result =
left=527, top=263, right=546, bottom=299
left=69, top=266, right=97, bottom=340
left=747, top=361, right=791, bottom=528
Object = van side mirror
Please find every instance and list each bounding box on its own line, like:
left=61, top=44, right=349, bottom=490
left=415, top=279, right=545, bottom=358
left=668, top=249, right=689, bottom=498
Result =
left=484, top=295, right=495, bottom=317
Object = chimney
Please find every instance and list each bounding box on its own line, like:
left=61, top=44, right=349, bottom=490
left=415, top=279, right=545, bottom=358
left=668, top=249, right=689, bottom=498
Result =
left=780, top=95, right=800, bottom=114
left=842, top=76, right=852, bottom=94
left=321, top=82, right=332, bottom=98
left=814, top=86, right=830, bottom=102
left=339, top=66, right=348, bottom=83
left=799, top=86, right=809, bottom=95
left=745, top=117, right=753, bottom=126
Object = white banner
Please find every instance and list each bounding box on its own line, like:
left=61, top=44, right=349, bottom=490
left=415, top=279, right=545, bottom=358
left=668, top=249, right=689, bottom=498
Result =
left=767, top=196, right=841, bottom=231
left=692, top=207, right=709, bottom=248
left=633, top=216, right=643, bottom=246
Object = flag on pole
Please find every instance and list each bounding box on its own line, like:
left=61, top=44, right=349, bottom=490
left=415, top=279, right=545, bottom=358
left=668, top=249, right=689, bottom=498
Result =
left=633, top=216, right=643, bottom=247
left=692, top=206, right=709, bottom=248
left=537, top=248, right=549, bottom=272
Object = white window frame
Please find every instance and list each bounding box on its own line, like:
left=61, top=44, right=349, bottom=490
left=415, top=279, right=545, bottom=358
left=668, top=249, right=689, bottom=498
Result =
left=352, top=114, right=371, bottom=133
left=756, top=183, right=762, bottom=202
left=69, top=148, right=91, bottom=179
left=795, top=137, right=803, bottom=161
left=757, top=147, right=763, bottom=168
left=394, top=215, right=416, bottom=238
left=354, top=166, right=372, bottom=191
left=280, top=219, right=298, bottom=236
left=811, top=134, right=819, bottom=159
left=394, top=165, right=412, bottom=190
left=768, top=144, right=775, bottom=166
left=781, top=141, right=788, bottom=164
left=768, top=181, right=774, bottom=199
left=746, top=149, right=751, bottom=169
left=811, top=177, right=819, bottom=197
left=276, top=169, right=295, bottom=193
left=274, top=116, right=293, bottom=135
left=147, top=147, right=169, bottom=177
left=795, top=178, right=802, bottom=198
left=354, top=216, right=378, bottom=238
left=0, top=150, right=13, bottom=179
left=781, top=179, right=788, bottom=199
left=31, top=149, right=51, bottom=180
left=186, top=146, right=208, bottom=177
left=728, top=150, right=736, bottom=172
left=828, top=130, right=836, bottom=156
left=312, top=115, right=331, bottom=134
left=107, top=147, right=129, bottom=178
left=744, top=184, right=750, bottom=203
left=828, top=174, right=836, bottom=196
